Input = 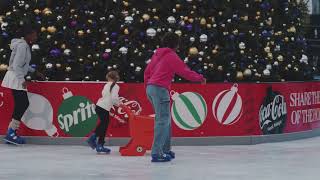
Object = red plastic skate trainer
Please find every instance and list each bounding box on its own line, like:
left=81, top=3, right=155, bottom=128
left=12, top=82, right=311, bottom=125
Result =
left=119, top=104, right=154, bottom=156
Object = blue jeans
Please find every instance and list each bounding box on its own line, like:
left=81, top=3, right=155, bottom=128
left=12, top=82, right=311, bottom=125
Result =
left=146, top=85, right=171, bottom=155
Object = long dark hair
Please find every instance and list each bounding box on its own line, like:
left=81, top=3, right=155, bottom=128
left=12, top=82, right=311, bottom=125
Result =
left=106, top=71, right=120, bottom=92
left=161, top=32, right=180, bottom=49
left=17, top=24, right=37, bottom=38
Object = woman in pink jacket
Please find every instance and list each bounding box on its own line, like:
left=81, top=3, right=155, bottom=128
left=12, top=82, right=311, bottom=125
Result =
left=144, top=32, right=206, bottom=162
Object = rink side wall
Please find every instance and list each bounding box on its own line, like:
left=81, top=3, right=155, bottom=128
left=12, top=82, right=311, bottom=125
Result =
left=1, top=81, right=320, bottom=145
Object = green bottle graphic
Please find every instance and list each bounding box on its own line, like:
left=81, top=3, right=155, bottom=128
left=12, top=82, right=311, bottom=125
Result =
left=57, top=88, right=98, bottom=137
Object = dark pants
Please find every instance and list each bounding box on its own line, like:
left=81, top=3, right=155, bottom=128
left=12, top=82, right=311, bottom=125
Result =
left=94, top=106, right=110, bottom=145
left=11, top=90, right=29, bottom=121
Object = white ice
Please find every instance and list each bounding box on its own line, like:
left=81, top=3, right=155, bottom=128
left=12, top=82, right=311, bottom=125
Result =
left=1, top=137, right=320, bottom=180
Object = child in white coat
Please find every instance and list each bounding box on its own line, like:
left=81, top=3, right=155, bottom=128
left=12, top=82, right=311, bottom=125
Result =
left=87, top=71, right=120, bottom=153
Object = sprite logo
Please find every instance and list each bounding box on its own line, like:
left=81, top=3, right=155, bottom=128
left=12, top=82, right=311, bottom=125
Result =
left=57, top=95, right=98, bottom=137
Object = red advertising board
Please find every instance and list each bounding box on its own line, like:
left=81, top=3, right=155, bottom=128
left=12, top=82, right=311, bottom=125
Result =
left=0, top=81, right=319, bottom=138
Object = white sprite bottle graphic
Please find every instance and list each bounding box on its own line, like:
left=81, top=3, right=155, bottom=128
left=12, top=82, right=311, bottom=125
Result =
left=22, top=92, right=58, bottom=137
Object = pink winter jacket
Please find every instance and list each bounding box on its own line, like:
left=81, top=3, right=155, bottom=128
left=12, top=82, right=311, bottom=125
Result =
left=144, top=48, right=204, bottom=90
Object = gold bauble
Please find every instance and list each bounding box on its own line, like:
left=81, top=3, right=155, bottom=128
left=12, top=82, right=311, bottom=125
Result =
left=142, top=14, right=150, bottom=21
left=47, top=26, right=56, bottom=33
left=276, top=31, right=283, bottom=36
left=200, top=18, right=206, bottom=25
left=236, top=71, right=244, bottom=80
left=242, top=16, right=249, bottom=21
left=189, top=47, right=199, bottom=55
left=233, top=29, right=239, bottom=35
left=124, top=28, right=129, bottom=35
left=65, top=66, right=72, bottom=72
left=264, top=46, right=271, bottom=53
left=41, top=27, right=46, bottom=32
left=42, top=8, right=52, bottom=16
left=287, top=26, right=296, bottom=33
left=34, top=9, right=40, bottom=14
left=277, top=55, right=284, bottom=62
left=212, top=49, right=218, bottom=54
left=78, top=30, right=85, bottom=36
left=266, top=18, right=272, bottom=26
left=175, top=30, right=182, bottom=36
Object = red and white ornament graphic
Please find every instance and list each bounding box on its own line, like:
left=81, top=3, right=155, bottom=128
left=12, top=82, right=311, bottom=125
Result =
left=212, top=84, right=243, bottom=125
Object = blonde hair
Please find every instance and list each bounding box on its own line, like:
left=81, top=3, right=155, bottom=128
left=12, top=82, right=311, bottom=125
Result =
left=106, top=71, right=120, bottom=92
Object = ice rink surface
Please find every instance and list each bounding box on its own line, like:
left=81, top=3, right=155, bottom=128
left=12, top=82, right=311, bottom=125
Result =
left=1, top=137, right=320, bottom=180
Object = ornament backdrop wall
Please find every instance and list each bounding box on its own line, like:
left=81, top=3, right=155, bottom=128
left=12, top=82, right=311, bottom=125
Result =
left=1, top=81, right=320, bottom=138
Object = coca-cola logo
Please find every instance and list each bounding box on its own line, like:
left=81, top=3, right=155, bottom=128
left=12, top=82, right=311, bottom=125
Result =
left=259, top=88, right=287, bottom=134
left=110, top=97, right=142, bottom=125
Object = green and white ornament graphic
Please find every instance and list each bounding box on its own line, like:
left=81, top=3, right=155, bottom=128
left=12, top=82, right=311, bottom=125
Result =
left=57, top=88, right=98, bottom=137
left=171, top=91, right=207, bottom=130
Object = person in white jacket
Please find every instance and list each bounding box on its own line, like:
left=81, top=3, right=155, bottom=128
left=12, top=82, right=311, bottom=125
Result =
left=1, top=26, right=43, bottom=145
left=87, top=71, right=121, bottom=153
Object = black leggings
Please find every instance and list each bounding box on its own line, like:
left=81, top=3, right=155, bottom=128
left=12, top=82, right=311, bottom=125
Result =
left=94, top=106, right=110, bottom=145
left=12, top=89, right=29, bottom=121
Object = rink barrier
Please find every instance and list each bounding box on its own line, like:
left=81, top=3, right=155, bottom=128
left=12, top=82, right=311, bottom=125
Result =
left=1, top=81, right=320, bottom=143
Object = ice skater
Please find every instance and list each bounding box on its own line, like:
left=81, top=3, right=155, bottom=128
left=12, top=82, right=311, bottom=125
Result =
left=144, top=32, right=206, bottom=162
left=86, top=71, right=121, bottom=153
left=2, top=25, right=44, bottom=145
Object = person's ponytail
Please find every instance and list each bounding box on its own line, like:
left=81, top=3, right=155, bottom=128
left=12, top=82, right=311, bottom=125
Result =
left=110, top=82, right=116, bottom=92
left=106, top=71, right=120, bottom=92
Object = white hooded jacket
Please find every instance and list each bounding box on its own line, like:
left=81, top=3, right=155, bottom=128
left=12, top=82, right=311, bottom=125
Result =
left=1, top=39, right=35, bottom=90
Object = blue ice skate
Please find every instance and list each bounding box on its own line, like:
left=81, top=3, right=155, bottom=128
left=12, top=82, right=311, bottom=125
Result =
left=165, top=151, right=175, bottom=159
left=151, top=154, right=172, bottom=162
left=4, top=128, right=26, bottom=145
left=86, top=133, right=97, bottom=149
left=96, top=144, right=111, bottom=154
